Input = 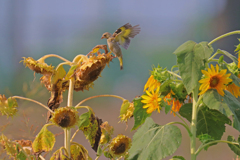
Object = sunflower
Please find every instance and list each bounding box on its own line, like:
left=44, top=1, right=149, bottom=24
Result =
left=141, top=86, right=162, bottom=114
left=199, top=64, right=232, bottom=96
left=143, top=75, right=160, bottom=92
left=109, top=134, right=131, bottom=158
left=226, top=83, right=240, bottom=98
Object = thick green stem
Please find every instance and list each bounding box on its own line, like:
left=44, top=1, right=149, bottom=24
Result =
left=190, top=88, right=199, bottom=160
left=195, top=140, right=239, bottom=156
left=65, top=78, right=74, bottom=157
left=208, top=30, right=240, bottom=46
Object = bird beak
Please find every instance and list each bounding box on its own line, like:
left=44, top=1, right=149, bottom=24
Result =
left=101, top=36, right=104, bottom=39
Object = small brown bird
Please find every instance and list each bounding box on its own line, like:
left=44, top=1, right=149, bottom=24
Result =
left=101, top=23, right=140, bottom=70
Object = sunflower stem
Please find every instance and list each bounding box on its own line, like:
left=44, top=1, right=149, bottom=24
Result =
left=70, top=129, right=80, bottom=142
left=207, top=51, right=219, bottom=62
left=75, top=94, right=126, bottom=107
left=166, top=121, right=191, bottom=137
left=195, top=140, right=239, bottom=156
left=65, top=78, right=74, bottom=157
left=208, top=30, right=240, bottom=46
left=190, top=88, right=199, bottom=160
left=12, top=96, right=53, bottom=113
left=38, top=54, right=71, bottom=63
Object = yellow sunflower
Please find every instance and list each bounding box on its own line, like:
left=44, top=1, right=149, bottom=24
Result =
left=238, top=54, right=240, bottom=68
left=199, top=64, right=232, bottom=96
left=143, top=75, right=160, bottom=92
left=226, top=83, right=240, bottom=98
left=141, top=86, right=162, bottom=114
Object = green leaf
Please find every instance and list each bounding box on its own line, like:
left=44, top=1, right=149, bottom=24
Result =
left=65, top=65, right=78, bottom=80
left=178, top=103, right=192, bottom=122
left=227, top=135, right=240, bottom=156
left=132, top=97, right=151, bottom=130
left=218, top=55, right=224, bottom=64
left=179, top=103, right=231, bottom=141
left=170, top=156, right=186, bottom=160
left=173, top=41, right=213, bottom=94
left=120, top=100, right=130, bottom=115
left=197, top=134, right=214, bottom=150
left=16, top=151, right=27, bottom=160
left=32, top=124, right=55, bottom=153
left=51, top=65, right=66, bottom=84
left=203, top=89, right=240, bottom=132
left=217, top=49, right=238, bottom=64
left=128, top=117, right=182, bottom=160
left=70, top=144, right=92, bottom=160
left=197, top=106, right=231, bottom=140
left=164, top=104, right=171, bottom=114
left=78, top=110, right=94, bottom=128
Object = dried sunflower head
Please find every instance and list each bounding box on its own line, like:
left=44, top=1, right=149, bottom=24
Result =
left=21, top=57, right=54, bottom=75
left=73, top=53, right=112, bottom=92
left=51, top=107, right=79, bottom=129
left=109, top=134, right=132, bottom=158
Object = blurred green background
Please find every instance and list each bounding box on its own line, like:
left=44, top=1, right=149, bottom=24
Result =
left=1, top=0, right=240, bottom=159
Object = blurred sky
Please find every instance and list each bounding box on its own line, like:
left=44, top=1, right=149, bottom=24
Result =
left=1, top=0, right=240, bottom=159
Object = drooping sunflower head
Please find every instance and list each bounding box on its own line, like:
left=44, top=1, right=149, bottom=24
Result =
left=73, top=53, right=112, bottom=91
left=21, top=57, right=54, bottom=75
left=51, top=107, right=79, bottom=129
left=199, top=64, right=232, bottom=96
left=109, top=134, right=132, bottom=158
left=141, top=86, right=162, bottom=114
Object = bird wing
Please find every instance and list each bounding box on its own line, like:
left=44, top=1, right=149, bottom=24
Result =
left=113, top=23, right=140, bottom=50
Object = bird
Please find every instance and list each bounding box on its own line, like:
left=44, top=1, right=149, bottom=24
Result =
left=101, top=23, right=141, bottom=70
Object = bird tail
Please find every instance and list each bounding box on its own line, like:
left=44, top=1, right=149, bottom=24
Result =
left=118, top=56, right=123, bottom=70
